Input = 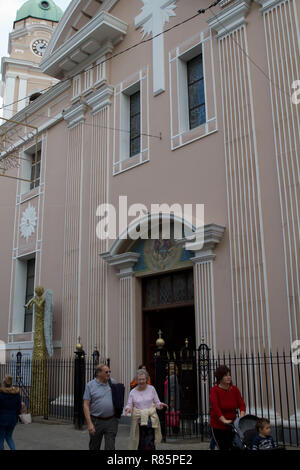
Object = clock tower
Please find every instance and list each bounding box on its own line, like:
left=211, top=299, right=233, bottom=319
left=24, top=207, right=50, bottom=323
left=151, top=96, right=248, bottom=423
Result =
left=1, top=0, right=63, bottom=119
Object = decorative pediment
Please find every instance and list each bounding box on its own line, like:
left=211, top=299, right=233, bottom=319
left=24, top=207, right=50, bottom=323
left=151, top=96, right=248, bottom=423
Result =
left=207, top=0, right=251, bottom=37
left=40, top=0, right=127, bottom=79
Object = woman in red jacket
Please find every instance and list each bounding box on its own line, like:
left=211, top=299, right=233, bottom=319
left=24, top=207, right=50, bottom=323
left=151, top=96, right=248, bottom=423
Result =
left=210, top=365, right=246, bottom=450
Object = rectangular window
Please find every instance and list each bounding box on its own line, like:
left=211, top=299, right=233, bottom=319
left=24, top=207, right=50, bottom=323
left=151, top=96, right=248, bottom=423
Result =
left=24, top=258, right=35, bottom=333
left=129, top=90, right=141, bottom=157
left=114, top=69, right=149, bottom=174
left=187, top=54, right=205, bottom=130
left=30, top=148, right=41, bottom=190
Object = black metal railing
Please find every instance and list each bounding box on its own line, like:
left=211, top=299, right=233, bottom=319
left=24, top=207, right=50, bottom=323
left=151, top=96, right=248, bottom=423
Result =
left=0, top=349, right=109, bottom=427
left=155, top=342, right=300, bottom=447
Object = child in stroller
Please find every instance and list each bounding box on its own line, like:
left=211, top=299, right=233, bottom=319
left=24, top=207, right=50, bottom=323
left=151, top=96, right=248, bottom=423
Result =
left=232, top=414, right=280, bottom=450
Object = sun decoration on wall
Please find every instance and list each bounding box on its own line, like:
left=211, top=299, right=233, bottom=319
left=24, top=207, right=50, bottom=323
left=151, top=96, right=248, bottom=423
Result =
left=20, top=205, right=37, bottom=242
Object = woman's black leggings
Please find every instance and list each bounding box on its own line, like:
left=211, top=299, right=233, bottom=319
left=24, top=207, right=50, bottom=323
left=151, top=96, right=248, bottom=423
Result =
left=211, top=428, right=234, bottom=450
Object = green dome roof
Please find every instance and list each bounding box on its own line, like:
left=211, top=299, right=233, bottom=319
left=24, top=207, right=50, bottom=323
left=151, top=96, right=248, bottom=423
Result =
left=15, top=0, right=63, bottom=23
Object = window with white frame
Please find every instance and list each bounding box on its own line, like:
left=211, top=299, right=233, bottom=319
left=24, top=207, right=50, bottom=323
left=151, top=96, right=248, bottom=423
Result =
left=169, top=31, right=217, bottom=150
left=73, top=74, right=81, bottom=99
left=113, top=68, right=149, bottom=175
left=129, top=90, right=141, bottom=157
left=83, top=67, right=93, bottom=92
left=118, top=81, right=141, bottom=161
left=187, top=54, right=206, bottom=130
left=30, top=148, right=41, bottom=190
left=21, top=143, right=42, bottom=194
left=13, top=254, right=36, bottom=334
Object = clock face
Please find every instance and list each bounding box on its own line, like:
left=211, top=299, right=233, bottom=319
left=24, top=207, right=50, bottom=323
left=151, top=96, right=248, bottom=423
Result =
left=32, top=39, right=48, bottom=56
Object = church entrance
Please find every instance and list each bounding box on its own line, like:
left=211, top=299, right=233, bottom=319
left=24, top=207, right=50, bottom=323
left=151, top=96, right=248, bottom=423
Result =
left=142, top=269, right=195, bottom=381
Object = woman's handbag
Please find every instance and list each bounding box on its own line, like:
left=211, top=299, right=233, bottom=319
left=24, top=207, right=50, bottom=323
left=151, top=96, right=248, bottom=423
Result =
left=165, top=410, right=180, bottom=427
left=19, top=413, right=32, bottom=424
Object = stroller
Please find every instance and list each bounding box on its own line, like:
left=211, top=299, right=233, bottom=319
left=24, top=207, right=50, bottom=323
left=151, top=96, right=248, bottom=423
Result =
left=232, top=414, right=283, bottom=450
left=232, top=414, right=259, bottom=449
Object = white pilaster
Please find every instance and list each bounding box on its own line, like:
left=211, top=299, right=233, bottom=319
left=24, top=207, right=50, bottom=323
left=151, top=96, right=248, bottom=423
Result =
left=17, top=78, right=27, bottom=113
left=101, top=252, right=140, bottom=400
left=188, top=224, right=225, bottom=355
left=3, top=76, right=16, bottom=119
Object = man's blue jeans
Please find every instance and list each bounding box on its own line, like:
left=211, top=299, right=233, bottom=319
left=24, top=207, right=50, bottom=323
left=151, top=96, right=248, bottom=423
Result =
left=0, top=424, right=16, bottom=450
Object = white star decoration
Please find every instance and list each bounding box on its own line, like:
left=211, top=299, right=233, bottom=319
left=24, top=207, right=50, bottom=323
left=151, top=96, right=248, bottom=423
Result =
left=139, top=0, right=177, bottom=38
left=135, top=0, right=177, bottom=95
left=20, top=205, right=37, bottom=242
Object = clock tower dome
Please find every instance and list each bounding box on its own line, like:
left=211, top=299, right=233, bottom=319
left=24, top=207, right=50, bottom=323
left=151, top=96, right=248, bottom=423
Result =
left=1, top=0, right=63, bottom=119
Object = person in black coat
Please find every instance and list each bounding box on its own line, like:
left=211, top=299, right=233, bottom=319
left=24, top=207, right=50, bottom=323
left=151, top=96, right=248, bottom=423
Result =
left=0, top=375, right=22, bottom=450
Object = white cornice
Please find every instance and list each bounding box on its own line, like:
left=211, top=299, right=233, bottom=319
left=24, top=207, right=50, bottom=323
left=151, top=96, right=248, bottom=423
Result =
left=1, top=56, right=41, bottom=80
left=63, top=102, right=88, bottom=128
left=207, top=0, right=251, bottom=37
left=85, top=84, right=113, bottom=114
left=0, top=80, right=70, bottom=133
left=177, top=223, right=226, bottom=254
left=15, top=23, right=54, bottom=35
left=40, top=10, right=128, bottom=79
left=63, top=41, right=114, bottom=81
left=254, top=0, right=284, bottom=12
left=44, top=0, right=119, bottom=61
left=9, top=24, right=54, bottom=41
left=220, top=0, right=235, bottom=6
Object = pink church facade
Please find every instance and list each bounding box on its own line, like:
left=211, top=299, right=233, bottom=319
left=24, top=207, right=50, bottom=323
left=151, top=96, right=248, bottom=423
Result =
left=0, top=0, right=299, bottom=392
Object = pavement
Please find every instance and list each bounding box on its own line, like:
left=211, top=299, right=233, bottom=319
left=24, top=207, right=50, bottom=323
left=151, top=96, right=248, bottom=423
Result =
left=8, top=419, right=210, bottom=451
left=4, top=419, right=298, bottom=451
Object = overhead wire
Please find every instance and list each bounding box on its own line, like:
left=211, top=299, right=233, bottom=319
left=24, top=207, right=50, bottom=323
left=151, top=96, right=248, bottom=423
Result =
left=0, top=0, right=293, bottom=123
left=0, top=9, right=204, bottom=112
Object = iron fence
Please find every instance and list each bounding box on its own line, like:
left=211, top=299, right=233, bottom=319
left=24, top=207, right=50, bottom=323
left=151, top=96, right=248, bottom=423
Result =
left=1, top=344, right=299, bottom=448
left=155, top=343, right=300, bottom=448
left=0, top=349, right=109, bottom=425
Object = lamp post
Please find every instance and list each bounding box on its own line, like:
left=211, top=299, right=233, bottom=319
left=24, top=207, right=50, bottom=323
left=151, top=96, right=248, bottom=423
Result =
left=155, top=330, right=167, bottom=441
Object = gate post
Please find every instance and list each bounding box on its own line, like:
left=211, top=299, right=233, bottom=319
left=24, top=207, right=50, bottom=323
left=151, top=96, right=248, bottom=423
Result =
left=16, top=351, right=22, bottom=388
left=74, top=338, right=86, bottom=429
left=197, top=341, right=210, bottom=440
left=155, top=330, right=167, bottom=442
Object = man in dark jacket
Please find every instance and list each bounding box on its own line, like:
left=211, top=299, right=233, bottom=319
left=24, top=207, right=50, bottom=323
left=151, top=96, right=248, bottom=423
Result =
left=83, top=364, right=124, bottom=450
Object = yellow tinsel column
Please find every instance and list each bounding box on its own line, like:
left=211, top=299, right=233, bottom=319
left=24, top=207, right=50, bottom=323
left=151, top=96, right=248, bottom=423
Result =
left=26, top=286, right=49, bottom=416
